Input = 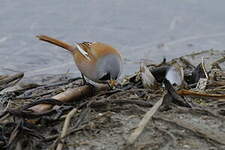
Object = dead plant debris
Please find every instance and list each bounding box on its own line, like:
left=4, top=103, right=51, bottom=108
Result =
left=1, top=50, right=225, bottom=150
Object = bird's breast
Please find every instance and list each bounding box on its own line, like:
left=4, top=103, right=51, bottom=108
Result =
left=72, top=42, right=122, bottom=82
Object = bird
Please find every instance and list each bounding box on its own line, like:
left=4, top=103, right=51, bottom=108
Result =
left=36, top=35, right=123, bottom=86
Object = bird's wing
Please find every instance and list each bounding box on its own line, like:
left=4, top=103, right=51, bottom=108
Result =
left=75, top=43, right=91, bottom=61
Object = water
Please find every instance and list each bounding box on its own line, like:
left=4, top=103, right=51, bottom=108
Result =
left=1, top=0, right=225, bottom=78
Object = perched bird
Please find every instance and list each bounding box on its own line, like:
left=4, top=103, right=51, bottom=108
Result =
left=36, top=35, right=123, bottom=85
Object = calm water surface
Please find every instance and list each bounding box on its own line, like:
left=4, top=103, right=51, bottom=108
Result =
left=0, top=0, right=225, bottom=78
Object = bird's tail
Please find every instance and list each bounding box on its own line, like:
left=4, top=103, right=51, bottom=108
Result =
left=36, top=35, right=76, bottom=53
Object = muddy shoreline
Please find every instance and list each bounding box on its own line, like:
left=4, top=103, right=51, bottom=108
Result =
left=1, top=50, right=225, bottom=150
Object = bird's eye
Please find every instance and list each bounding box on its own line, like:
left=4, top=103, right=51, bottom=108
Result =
left=99, top=73, right=111, bottom=81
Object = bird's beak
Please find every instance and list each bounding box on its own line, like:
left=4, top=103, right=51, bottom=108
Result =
left=107, top=79, right=117, bottom=88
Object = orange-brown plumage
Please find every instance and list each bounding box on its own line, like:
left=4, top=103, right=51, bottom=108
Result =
left=73, top=42, right=122, bottom=64
left=37, top=35, right=122, bottom=83
left=36, top=35, right=76, bottom=53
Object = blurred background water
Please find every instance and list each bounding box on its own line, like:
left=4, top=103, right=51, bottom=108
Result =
left=0, top=0, right=225, bottom=78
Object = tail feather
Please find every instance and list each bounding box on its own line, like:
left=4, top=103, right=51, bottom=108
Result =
left=36, top=35, right=76, bottom=53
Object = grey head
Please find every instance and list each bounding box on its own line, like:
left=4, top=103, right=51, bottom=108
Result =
left=95, top=54, right=122, bottom=82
